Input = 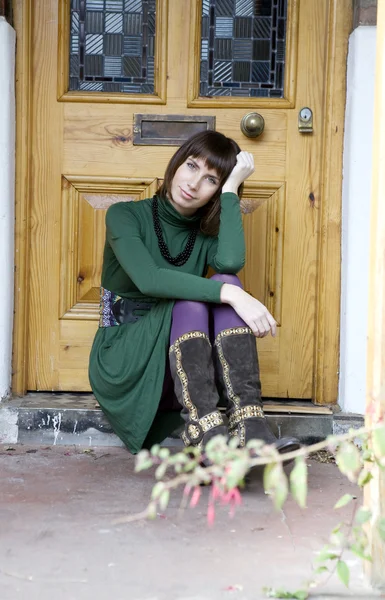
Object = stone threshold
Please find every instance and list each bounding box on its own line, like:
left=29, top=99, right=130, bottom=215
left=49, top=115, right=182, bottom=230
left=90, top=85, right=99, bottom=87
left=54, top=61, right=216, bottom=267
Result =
left=0, top=393, right=364, bottom=448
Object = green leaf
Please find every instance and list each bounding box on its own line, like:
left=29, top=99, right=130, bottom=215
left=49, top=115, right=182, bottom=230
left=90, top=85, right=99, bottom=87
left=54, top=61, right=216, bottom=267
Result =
left=362, top=449, right=374, bottom=463
left=150, top=444, right=160, bottom=457
left=263, top=463, right=288, bottom=510
left=135, top=459, right=154, bottom=472
left=226, top=460, right=249, bottom=489
left=290, top=457, right=308, bottom=509
left=158, top=447, right=170, bottom=460
left=336, top=442, right=362, bottom=482
left=135, top=449, right=154, bottom=472
left=147, top=502, right=157, bottom=520
left=155, top=462, right=168, bottom=480
left=158, top=490, right=170, bottom=512
left=292, top=591, right=309, bottom=600
left=331, top=523, right=342, bottom=534
left=135, top=449, right=149, bottom=466
left=316, top=545, right=339, bottom=562
left=228, top=436, right=241, bottom=449
left=330, top=531, right=344, bottom=547
left=350, top=544, right=372, bottom=562
left=377, top=517, right=385, bottom=541
left=246, top=439, right=264, bottom=452
left=314, top=565, right=329, bottom=574
left=334, top=493, right=355, bottom=509
left=263, top=588, right=309, bottom=599
left=336, top=560, right=350, bottom=588
left=184, top=460, right=199, bottom=473
left=151, top=481, right=165, bottom=500
left=205, top=434, right=228, bottom=461
left=168, top=452, right=188, bottom=465
left=372, top=425, right=385, bottom=460
left=355, top=506, right=372, bottom=525
left=358, top=468, right=373, bottom=487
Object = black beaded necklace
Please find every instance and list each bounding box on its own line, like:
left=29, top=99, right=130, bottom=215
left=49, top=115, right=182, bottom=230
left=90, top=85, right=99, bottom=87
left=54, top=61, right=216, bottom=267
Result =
left=152, top=195, right=198, bottom=266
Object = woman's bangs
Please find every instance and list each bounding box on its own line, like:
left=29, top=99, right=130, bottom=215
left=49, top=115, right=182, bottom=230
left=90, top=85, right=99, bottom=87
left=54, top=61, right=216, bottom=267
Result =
left=191, top=148, right=236, bottom=182
left=181, top=131, right=239, bottom=182
left=203, top=152, right=236, bottom=181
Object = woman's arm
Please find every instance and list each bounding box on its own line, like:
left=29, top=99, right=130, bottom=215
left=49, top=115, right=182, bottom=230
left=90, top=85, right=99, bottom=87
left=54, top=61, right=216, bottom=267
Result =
left=211, top=153, right=276, bottom=338
left=208, top=152, right=254, bottom=273
left=207, top=192, right=246, bottom=273
left=106, top=203, right=223, bottom=303
left=220, top=283, right=277, bottom=338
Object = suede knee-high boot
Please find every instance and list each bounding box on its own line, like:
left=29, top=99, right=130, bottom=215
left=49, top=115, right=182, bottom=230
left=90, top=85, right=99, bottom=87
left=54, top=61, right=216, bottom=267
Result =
left=169, top=331, right=227, bottom=449
left=213, top=327, right=300, bottom=454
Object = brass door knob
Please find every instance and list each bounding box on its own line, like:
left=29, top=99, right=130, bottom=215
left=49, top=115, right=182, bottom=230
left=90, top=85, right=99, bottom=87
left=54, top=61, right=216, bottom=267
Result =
left=240, top=112, right=265, bottom=138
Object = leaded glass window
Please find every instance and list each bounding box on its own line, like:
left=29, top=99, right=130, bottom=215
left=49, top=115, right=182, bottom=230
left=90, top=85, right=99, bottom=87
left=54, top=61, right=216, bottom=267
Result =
left=69, top=0, right=156, bottom=94
left=200, top=0, right=287, bottom=98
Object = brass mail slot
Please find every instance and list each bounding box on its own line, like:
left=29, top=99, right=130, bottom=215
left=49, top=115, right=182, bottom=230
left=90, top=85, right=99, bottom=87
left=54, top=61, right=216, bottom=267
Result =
left=133, top=114, right=216, bottom=146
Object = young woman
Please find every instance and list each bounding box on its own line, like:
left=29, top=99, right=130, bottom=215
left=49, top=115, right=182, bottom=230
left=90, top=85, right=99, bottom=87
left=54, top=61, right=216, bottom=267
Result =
left=89, top=130, right=300, bottom=456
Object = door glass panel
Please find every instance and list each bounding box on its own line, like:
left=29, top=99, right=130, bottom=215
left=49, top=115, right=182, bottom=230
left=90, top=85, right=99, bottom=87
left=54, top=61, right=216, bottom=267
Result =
left=69, top=0, right=156, bottom=94
left=200, top=0, right=287, bottom=98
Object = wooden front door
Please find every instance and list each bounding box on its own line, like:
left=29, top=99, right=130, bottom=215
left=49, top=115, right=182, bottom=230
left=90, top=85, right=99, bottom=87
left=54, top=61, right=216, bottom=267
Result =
left=14, top=0, right=350, bottom=403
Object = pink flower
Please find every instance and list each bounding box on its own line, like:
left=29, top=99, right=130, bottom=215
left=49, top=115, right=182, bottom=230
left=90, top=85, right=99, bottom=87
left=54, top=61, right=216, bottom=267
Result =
left=190, top=486, right=201, bottom=508
left=221, top=488, right=242, bottom=518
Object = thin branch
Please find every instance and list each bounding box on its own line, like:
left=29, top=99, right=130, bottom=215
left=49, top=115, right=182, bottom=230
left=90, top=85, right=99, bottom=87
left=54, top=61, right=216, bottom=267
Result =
left=112, top=423, right=382, bottom=525
left=315, top=499, right=359, bottom=590
left=112, top=507, right=152, bottom=525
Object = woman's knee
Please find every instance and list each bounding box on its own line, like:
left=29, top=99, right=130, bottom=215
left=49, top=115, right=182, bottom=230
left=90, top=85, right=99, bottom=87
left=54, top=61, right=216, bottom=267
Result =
left=172, top=299, right=209, bottom=319
left=210, top=273, right=243, bottom=288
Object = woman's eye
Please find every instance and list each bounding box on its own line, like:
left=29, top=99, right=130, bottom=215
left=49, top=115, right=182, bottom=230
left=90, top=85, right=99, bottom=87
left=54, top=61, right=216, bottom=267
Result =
left=186, top=162, right=195, bottom=169
left=207, top=177, right=216, bottom=185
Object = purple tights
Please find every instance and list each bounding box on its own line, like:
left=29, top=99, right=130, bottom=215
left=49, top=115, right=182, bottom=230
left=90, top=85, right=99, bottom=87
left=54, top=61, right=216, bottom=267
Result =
left=159, top=274, right=247, bottom=410
left=170, top=273, right=246, bottom=344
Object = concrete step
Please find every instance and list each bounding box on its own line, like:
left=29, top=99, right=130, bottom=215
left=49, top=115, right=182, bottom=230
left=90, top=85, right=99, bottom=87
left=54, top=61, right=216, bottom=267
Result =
left=0, top=393, right=364, bottom=448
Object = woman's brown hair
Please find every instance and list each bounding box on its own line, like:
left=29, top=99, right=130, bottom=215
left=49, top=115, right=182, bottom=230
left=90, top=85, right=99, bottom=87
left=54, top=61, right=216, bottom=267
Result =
left=157, top=130, right=243, bottom=236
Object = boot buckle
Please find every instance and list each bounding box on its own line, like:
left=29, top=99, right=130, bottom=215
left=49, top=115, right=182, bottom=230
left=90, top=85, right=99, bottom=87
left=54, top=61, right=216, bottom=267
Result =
left=181, top=411, right=225, bottom=446
left=228, top=405, right=264, bottom=431
left=184, top=421, right=205, bottom=445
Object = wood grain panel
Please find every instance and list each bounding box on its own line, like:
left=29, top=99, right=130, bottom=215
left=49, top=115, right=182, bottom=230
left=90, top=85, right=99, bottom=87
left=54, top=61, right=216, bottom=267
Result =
left=60, top=177, right=158, bottom=319
left=60, top=320, right=98, bottom=340
left=59, top=343, right=93, bottom=366
left=314, top=0, right=351, bottom=405
left=27, top=0, right=63, bottom=390
left=63, top=106, right=287, bottom=179
left=13, top=0, right=32, bottom=393
left=58, top=369, right=92, bottom=391
left=240, top=184, right=285, bottom=323
left=277, top=0, right=330, bottom=399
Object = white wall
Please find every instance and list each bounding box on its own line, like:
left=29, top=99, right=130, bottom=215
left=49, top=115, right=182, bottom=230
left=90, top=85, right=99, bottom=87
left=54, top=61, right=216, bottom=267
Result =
left=0, top=18, right=16, bottom=401
left=339, top=26, right=377, bottom=414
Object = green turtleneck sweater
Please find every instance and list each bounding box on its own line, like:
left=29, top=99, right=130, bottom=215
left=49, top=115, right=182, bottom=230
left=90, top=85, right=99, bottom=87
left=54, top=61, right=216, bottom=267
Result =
left=89, top=193, right=245, bottom=453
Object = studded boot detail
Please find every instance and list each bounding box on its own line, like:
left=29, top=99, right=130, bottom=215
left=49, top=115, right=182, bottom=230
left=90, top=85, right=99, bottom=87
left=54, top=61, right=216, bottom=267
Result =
left=169, top=331, right=227, bottom=449
left=213, top=327, right=300, bottom=454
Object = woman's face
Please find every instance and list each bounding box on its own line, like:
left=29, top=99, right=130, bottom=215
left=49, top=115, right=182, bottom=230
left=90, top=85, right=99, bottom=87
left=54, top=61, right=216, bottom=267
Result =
left=169, top=156, right=221, bottom=216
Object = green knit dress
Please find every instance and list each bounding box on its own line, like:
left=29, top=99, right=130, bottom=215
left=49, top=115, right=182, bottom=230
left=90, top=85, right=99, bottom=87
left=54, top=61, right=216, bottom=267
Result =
left=89, top=192, right=245, bottom=453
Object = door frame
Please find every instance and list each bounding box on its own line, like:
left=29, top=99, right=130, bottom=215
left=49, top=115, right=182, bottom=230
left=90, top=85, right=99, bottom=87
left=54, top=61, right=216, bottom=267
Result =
left=12, top=0, right=352, bottom=404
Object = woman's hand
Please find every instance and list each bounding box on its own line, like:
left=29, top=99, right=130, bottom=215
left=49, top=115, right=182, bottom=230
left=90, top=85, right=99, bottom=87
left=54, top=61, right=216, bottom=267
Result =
left=222, top=151, right=255, bottom=195
left=220, top=284, right=277, bottom=338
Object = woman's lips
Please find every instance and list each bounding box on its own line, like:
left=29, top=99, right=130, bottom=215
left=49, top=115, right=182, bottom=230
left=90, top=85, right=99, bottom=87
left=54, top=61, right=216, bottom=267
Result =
left=180, top=187, right=194, bottom=200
